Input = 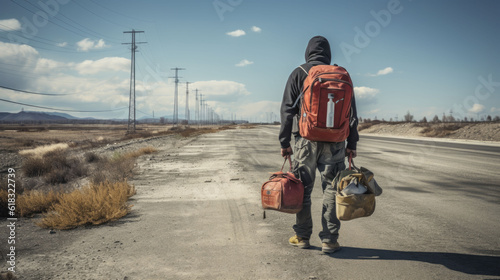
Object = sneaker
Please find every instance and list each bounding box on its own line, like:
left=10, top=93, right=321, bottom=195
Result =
left=322, top=242, right=341, bottom=254
left=289, top=235, right=310, bottom=249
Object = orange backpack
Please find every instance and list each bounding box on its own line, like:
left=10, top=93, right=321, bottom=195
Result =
left=295, top=64, right=354, bottom=142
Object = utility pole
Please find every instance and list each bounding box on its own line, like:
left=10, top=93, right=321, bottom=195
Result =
left=200, top=94, right=204, bottom=126
left=195, top=89, right=201, bottom=126
left=123, top=29, right=146, bottom=134
left=170, top=67, right=185, bottom=126
left=185, top=81, right=191, bottom=125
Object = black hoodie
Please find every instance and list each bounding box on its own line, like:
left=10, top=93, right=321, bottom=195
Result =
left=279, top=36, right=359, bottom=150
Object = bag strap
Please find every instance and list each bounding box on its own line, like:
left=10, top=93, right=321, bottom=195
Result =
left=281, top=157, right=293, bottom=172
left=348, top=154, right=359, bottom=171
left=348, top=154, right=352, bottom=170
left=292, top=64, right=312, bottom=109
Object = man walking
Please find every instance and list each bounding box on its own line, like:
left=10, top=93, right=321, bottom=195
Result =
left=279, top=35, right=359, bottom=253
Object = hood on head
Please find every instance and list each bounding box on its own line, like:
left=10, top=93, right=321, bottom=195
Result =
left=305, top=36, right=331, bottom=64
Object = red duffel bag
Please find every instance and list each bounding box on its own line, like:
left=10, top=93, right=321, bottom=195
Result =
left=261, top=158, right=304, bottom=214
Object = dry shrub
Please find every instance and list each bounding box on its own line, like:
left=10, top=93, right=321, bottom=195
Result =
left=179, top=128, right=198, bottom=137
left=16, top=190, right=60, bottom=217
left=84, top=152, right=101, bottom=163
left=38, top=181, right=136, bottom=230
left=44, top=150, right=87, bottom=184
left=90, top=147, right=156, bottom=184
left=123, top=131, right=153, bottom=140
left=91, top=157, right=135, bottom=184
left=421, top=124, right=463, bottom=137
left=0, top=271, right=16, bottom=280
left=22, top=149, right=87, bottom=184
left=22, top=157, right=51, bottom=177
left=358, top=122, right=375, bottom=131
left=0, top=190, right=8, bottom=217
left=0, top=180, right=56, bottom=218
left=20, top=139, right=35, bottom=148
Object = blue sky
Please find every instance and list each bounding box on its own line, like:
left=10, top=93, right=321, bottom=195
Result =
left=0, top=0, right=499, bottom=121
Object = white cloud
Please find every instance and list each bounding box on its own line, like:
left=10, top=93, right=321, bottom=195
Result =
left=74, top=57, right=130, bottom=75
left=235, top=59, right=253, bottom=67
left=0, top=19, right=21, bottom=31
left=76, top=38, right=108, bottom=52
left=226, top=29, right=246, bottom=37
left=354, top=86, right=379, bottom=99
left=0, top=42, right=39, bottom=88
left=191, top=80, right=250, bottom=101
left=490, top=107, right=500, bottom=113
left=251, top=26, right=261, bottom=33
left=235, top=100, right=280, bottom=120
left=368, top=67, right=393, bottom=76
left=468, top=103, right=485, bottom=113
left=57, top=42, right=68, bottom=47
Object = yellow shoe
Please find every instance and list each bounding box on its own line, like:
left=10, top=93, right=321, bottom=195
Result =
left=289, top=235, right=310, bottom=249
left=322, top=242, right=341, bottom=254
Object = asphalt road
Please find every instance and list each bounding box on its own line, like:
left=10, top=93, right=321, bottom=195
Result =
left=7, top=125, right=500, bottom=279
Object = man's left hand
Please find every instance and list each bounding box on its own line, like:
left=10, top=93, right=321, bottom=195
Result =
left=346, top=148, right=357, bottom=158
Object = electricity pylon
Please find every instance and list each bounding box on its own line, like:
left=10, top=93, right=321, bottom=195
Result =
left=170, top=67, right=185, bottom=125
left=123, top=29, right=146, bottom=134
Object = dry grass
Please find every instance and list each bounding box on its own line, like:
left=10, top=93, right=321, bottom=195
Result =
left=19, top=143, right=69, bottom=158
left=38, top=181, right=136, bottom=230
left=123, top=146, right=158, bottom=159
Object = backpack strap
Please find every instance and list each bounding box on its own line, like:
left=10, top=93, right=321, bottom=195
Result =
left=292, top=64, right=313, bottom=108
left=298, top=65, right=308, bottom=75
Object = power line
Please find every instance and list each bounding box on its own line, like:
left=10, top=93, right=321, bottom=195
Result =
left=19, top=0, right=121, bottom=44
left=10, top=0, right=105, bottom=43
left=73, top=1, right=132, bottom=29
left=88, top=0, right=155, bottom=23
left=0, top=97, right=127, bottom=113
left=0, top=85, right=70, bottom=96
left=136, top=109, right=153, bottom=118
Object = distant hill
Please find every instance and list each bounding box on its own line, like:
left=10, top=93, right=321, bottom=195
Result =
left=41, top=112, right=78, bottom=119
left=0, top=112, right=10, bottom=120
left=0, top=111, right=68, bottom=121
left=0, top=111, right=100, bottom=122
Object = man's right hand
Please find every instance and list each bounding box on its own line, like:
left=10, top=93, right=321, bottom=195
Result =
left=281, top=147, right=293, bottom=160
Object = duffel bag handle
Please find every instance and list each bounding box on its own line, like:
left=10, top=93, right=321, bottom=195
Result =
left=348, top=153, right=359, bottom=171
left=281, top=157, right=293, bottom=172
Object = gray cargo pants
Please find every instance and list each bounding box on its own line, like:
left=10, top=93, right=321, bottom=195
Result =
left=292, top=136, right=345, bottom=243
